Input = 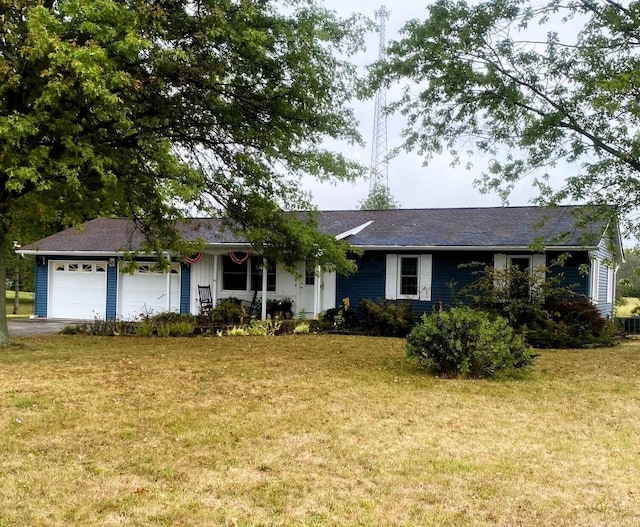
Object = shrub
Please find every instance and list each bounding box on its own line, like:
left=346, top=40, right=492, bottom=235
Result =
left=211, top=298, right=246, bottom=325
left=525, top=300, right=620, bottom=348
left=320, top=298, right=355, bottom=331
left=293, top=322, right=310, bottom=334
left=359, top=299, right=417, bottom=337
left=406, top=307, right=534, bottom=378
left=460, top=261, right=619, bottom=348
left=62, top=318, right=137, bottom=336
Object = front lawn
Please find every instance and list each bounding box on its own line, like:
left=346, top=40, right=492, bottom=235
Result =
left=1, top=335, right=639, bottom=526
left=5, top=290, right=34, bottom=318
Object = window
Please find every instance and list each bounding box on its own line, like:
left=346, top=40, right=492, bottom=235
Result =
left=385, top=254, right=432, bottom=301
left=251, top=256, right=276, bottom=292
left=222, top=255, right=276, bottom=292
left=305, top=267, right=315, bottom=286
left=494, top=254, right=546, bottom=300
left=400, top=256, right=419, bottom=296
left=53, top=261, right=110, bottom=273
left=222, top=255, right=248, bottom=290
left=507, top=256, right=532, bottom=300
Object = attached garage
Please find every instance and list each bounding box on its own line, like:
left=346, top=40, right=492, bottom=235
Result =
left=49, top=261, right=108, bottom=319
left=118, top=262, right=181, bottom=319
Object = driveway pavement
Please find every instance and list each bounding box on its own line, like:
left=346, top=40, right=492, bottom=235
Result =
left=8, top=318, right=77, bottom=337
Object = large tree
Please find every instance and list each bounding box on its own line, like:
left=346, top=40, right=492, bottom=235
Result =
left=0, top=0, right=367, bottom=343
left=371, top=0, right=635, bottom=229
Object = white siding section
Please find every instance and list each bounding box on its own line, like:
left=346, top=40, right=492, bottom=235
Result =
left=321, top=271, right=337, bottom=312
left=385, top=254, right=398, bottom=300
left=419, top=254, right=432, bottom=301
left=190, top=253, right=216, bottom=314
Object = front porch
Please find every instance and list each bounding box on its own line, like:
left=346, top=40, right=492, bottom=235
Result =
left=188, top=251, right=336, bottom=320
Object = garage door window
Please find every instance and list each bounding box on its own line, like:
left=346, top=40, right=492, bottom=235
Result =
left=136, top=263, right=179, bottom=275
left=54, top=262, right=107, bottom=273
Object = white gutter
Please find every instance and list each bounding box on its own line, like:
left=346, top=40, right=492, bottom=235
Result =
left=346, top=245, right=599, bottom=252
left=16, top=250, right=125, bottom=257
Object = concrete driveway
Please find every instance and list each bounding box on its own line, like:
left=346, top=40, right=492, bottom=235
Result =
left=8, top=318, right=77, bottom=337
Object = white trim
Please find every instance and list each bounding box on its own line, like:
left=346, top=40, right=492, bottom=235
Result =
left=419, top=254, right=432, bottom=301
left=590, top=258, right=600, bottom=303
left=385, top=254, right=398, bottom=300
left=335, top=221, right=374, bottom=240
left=606, top=265, right=614, bottom=304
left=347, top=244, right=600, bottom=252
left=398, top=255, right=420, bottom=300
left=385, top=254, right=432, bottom=301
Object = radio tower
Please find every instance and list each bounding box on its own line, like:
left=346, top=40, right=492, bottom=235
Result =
left=362, top=6, right=396, bottom=210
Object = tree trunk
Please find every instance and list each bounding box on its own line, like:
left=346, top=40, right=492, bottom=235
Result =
left=0, top=229, right=10, bottom=345
left=13, top=263, right=19, bottom=315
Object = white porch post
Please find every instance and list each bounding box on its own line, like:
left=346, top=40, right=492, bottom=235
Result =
left=261, top=260, right=268, bottom=320
left=212, top=254, right=218, bottom=306
left=313, top=264, right=322, bottom=318
left=165, top=253, right=171, bottom=311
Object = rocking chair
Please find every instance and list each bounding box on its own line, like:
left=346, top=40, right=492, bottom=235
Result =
left=198, top=285, right=214, bottom=316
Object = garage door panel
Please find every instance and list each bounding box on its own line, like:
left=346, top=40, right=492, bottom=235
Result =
left=49, top=262, right=107, bottom=319
left=118, top=264, right=180, bottom=320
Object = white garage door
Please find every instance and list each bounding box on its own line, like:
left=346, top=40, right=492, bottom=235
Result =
left=118, top=263, right=181, bottom=320
left=49, top=261, right=108, bottom=319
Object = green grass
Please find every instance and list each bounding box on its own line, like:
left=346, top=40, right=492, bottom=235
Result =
left=1, top=335, right=640, bottom=526
left=616, top=296, right=640, bottom=317
left=5, top=291, right=34, bottom=318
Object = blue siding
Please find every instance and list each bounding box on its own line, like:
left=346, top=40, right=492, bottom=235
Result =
left=337, top=250, right=594, bottom=318
left=180, top=263, right=190, bottom=314
left=592, top=238, right=615, bottom=318
left=106, top=263, right=118, bottom=320
left=548, top=251, right=589, bottom=297
left=337, top=251, right=494, bottom=316
left=34, top=258, right=48, bottom=317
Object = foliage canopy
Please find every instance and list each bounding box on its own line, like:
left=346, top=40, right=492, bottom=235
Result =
left=0, top=0, right=367, bottom=342
left=372, top=0, right=640, bottom=235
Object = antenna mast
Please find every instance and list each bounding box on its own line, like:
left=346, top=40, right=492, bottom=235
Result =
left=368, top=6, right=390, bottom=197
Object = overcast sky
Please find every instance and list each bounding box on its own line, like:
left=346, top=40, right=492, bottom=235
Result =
left=301, top=0, right=567, bottom=211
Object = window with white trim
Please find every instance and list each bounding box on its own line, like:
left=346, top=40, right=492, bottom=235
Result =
left=52, top=261, right=110, bottom=273
left=385, top=254, right=432, bottom=301
left=399, top=256, right=419, bottom=296
left=494, top=253, right=546, bottom=300
left=222, top=255, right=276, bottom=292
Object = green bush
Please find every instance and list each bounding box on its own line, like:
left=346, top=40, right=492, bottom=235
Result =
left=460, top=261, right=619, bottom=348
left=406, top=307, right=534, bottom=378
left=524, top=300, right=620, bottom=348
left=62, top=318, right=137, bottom=336
left=211, top=298, right=246, bottom=325
left=359, top=299, right=416, bottom=337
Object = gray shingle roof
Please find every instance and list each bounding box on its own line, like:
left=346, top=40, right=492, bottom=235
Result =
left=20, top=205, right=608, bottom=254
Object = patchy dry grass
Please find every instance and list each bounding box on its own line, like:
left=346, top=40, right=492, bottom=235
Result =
left=1, top=335, right=639, bottom=526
